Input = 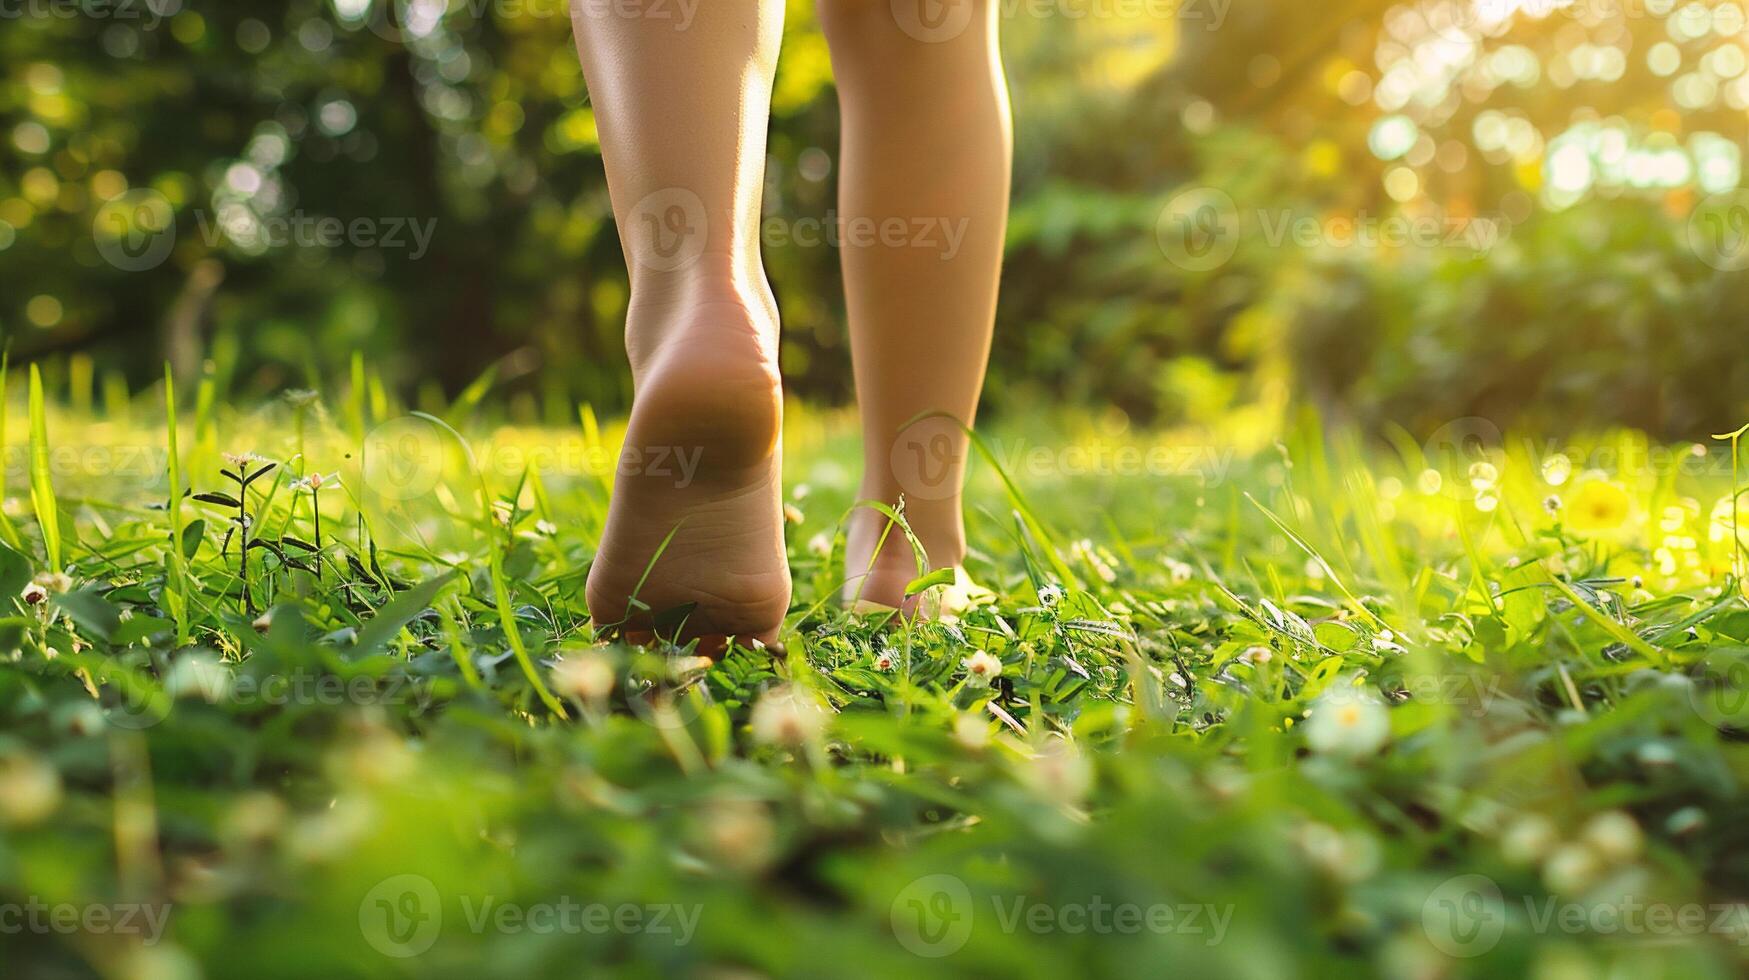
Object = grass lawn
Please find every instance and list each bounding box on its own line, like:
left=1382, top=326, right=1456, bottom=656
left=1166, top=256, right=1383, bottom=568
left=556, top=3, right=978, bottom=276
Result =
left=4, top=374, right=1749, bottom=978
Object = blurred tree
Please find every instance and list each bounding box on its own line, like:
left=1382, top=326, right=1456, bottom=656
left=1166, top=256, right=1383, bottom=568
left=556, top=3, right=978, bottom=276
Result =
left=2, top=0, right=1746, bottom=437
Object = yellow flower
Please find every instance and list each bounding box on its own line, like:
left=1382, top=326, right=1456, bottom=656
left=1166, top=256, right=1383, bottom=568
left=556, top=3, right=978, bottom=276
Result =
left=1566, top=480, right=1632, bottom=534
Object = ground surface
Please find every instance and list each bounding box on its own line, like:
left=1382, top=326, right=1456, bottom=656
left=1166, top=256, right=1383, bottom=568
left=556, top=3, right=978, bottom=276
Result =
left=4, top=389, right=1749, bottom=979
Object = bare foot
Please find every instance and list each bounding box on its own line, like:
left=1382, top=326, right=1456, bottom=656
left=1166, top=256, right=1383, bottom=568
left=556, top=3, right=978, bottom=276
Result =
left=586, top=296, right=791, bottom=649
left=842, top=500, right=988, bottom=620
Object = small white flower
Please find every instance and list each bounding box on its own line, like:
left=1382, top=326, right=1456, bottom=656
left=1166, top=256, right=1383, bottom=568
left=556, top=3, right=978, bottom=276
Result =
left=33, top=571, right=72, bottom=594
left=0, top=755, right=62, bottom=826
left=1542, top=843, right=1601, bottom=895
left=783, top=504, right=804, bottom=525
left=1163, top=557, right=1194, bottom=584
left=552, top=653, right=616, bottom=702
left=873, top=652, right=895, bottom=672
left=1295, top=823, right=1380, bottom=884
left=1543, top=495, right=1563, bottom=515
left=1304, top=683, right=1390, bottom=758
left=1500, top=814, right=1557, bottom=866
left=252, top=611, right=273, bottom=632
left=292, top=472, right=339, bottom=493
left=1037, top=584, right=1063, bottom=608
left=1581, top=810, right=1642, bottom=863
left=20, top=584, right=47, bottom=606
left=952, top=714, right=990, bottom=752
left=535, top=519, right=558, bottom=536
left=1070, top=540, right=1117, bottom=583
left=1018, top=741, right=1093, bottom=804
left=806, top=533, right=832, bottom=558
left=963, top=651, right=1003, bottom=687
left=1239, top=646, right=1272, bottom=666
left=750, top=685, right=828, bottom=748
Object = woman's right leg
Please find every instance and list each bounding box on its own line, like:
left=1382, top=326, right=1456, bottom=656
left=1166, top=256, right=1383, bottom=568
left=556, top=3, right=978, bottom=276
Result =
left=573, top=0, right=791, bottom=647
left=817, top=0, right=1013, bottom=613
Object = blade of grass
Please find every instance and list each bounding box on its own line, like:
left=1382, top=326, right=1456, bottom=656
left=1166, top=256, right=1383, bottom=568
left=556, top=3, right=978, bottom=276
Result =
left=0, top=346, right=22, bottom=550
left=164, top=365, right=191, bottom=645
left=1543, top=568, right=1668, bottom=667
left=407, top=411, right=567, bottom=718
left=1245, top=492, right=1384, bottom=631
left=28, top=365, right=62, bottom=572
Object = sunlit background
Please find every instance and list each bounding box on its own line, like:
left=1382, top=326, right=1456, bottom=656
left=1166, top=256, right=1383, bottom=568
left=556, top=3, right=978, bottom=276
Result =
left=4, top=0, right=1749, bottom=437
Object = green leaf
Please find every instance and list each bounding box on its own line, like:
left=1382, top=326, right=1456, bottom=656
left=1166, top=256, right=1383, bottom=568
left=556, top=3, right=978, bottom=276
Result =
left=905, top=567, right=957, bottom=597
left=0, top=616, right=24, bottom=652
left=1312, top=620, right=1359, bottom=652
left=181, top=519, right=206, bottom=560
left=193, top=492, right=242, bottom=508
left=53, top=588, right=121, bottom=641
left=352, top=570, right=460, bottom=659
left=0, top=543, right=29, bottom=600
left=111, top=614, right=174, bottom=647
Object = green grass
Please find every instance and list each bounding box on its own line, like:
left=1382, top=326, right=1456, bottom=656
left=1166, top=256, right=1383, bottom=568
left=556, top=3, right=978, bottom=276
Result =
left=4, top=379, right=1749, bottom=979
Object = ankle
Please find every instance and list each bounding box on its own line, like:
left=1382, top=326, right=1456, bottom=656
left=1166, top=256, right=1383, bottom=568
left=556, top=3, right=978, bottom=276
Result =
left=847, top=499, right=966, bottom=571
left=629, top=256, right=776, bottom=327
left=626, top=277, right=781, bottom=385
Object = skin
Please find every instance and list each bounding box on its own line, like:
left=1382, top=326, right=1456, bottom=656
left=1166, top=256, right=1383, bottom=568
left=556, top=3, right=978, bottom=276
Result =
left=574, top=0, right=1011, bottom=646
left=819, top=0, right=1012, bottom=613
